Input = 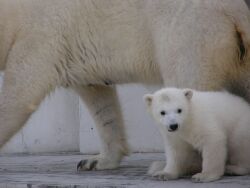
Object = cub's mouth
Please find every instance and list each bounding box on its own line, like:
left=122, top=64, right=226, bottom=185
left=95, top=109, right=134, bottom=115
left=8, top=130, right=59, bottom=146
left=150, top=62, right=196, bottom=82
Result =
left=168, top=129, right=177, bottom=132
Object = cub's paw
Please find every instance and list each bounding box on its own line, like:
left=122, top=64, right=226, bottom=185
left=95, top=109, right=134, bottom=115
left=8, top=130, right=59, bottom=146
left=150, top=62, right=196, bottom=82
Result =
left=77, top=155, right=119, bottom=171
left=192, top=172, right=222, bottom=183
left=152, top=171, right=178, bottom=181
left=147, top=161, right=166, bottom=175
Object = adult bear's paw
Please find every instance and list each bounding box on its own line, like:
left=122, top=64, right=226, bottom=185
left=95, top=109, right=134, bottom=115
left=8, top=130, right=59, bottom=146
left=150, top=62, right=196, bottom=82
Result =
left=77, top=155, right=120, bottom=171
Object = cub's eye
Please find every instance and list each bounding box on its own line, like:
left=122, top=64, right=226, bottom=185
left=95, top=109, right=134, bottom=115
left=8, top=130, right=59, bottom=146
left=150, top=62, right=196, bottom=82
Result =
left=160, top=111, right=166, bottom=116
left=177, top=109, right=182, bottom=113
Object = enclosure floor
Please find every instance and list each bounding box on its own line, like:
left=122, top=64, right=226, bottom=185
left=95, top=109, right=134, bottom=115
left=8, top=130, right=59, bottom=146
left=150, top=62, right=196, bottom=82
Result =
left=0, top=153, right=250, bottom=188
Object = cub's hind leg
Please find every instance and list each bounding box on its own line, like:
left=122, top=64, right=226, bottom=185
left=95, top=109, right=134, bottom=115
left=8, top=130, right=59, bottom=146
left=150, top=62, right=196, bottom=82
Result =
left=226, top=165, right=250, bottom=176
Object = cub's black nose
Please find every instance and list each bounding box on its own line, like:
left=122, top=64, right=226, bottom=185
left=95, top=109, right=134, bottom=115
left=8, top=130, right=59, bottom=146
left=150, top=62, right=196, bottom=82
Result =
left=169, top=124, right=178, bottom=131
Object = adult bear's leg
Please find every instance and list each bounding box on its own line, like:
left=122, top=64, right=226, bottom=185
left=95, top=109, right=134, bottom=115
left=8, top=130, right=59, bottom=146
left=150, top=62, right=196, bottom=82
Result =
left=221, top=0, right=250, bottom=102
left=0, top=40, right=58, bottom=148
left=75, top=85, right=129, bottom=170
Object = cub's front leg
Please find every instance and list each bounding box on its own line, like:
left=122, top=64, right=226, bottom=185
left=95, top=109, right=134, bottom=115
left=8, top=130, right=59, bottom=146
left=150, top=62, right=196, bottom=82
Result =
left=151, top=137, right=195, bottom=181
left=192, top=133, right=226, bottom=183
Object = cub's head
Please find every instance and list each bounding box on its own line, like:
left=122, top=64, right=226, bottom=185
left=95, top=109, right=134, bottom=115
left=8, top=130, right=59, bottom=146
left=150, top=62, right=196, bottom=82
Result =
left=143, top=88, right=193, bottom=132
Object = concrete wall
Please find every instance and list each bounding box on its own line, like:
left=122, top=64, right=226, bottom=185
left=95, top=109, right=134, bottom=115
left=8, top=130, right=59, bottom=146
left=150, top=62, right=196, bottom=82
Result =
left=2, top=88, right=80, bottom=153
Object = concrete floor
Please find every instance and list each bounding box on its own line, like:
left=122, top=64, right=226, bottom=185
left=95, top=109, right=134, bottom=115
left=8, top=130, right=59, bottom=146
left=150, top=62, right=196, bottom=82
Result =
left=0, top=153, right=250, bottom=188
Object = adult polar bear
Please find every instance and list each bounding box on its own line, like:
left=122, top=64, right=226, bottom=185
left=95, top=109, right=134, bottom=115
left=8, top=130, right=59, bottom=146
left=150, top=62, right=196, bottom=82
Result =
left=0, top=0, right=249, bottom=170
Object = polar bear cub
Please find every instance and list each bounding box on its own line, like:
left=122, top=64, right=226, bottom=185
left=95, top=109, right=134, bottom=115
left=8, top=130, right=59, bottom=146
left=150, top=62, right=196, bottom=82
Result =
left=144, top=88, right=250, bottom=182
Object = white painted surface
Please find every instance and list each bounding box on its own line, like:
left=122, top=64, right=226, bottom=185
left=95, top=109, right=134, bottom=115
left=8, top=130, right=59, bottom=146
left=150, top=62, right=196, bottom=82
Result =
left=79, top=85, right=164, bottom=154
left=1, top=88, right=80, bottom=153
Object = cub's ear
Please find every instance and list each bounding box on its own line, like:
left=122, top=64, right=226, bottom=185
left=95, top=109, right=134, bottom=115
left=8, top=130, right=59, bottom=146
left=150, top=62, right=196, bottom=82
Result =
left=143, top=94, right=153, bottom=107
left=184, top=90, right=193, bottom=100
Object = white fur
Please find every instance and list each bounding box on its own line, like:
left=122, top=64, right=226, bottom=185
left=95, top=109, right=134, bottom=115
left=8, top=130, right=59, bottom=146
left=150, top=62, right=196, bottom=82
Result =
left=144, top=88, right=250, bottom=182
left=0, top=0, right=249, bottom=170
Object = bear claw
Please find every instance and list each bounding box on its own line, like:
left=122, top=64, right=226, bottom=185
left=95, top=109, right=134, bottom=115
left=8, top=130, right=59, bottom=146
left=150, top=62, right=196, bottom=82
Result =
left=77, top=159, right=98, bottom=171
left=76, top=155, right=120, bottom=171
left=77, top=160, right=87, bottom=170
